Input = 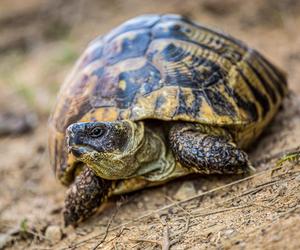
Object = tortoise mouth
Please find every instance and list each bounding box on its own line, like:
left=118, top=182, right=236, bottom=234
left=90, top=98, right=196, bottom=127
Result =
left=69, top=145, right=94, bottom=158
left=71, top=147, right=84, bottom=157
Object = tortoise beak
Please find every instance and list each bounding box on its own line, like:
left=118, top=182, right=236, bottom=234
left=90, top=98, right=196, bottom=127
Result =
left=66, top=123, right=95, bottom=157
left=66, top=123, right=86, bottom=148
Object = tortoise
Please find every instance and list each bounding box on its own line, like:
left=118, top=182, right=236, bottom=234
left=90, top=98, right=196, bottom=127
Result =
left=48, top=14, right=288, bottom=226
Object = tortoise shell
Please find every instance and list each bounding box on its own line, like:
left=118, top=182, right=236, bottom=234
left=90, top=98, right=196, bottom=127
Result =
left=48, top=14, right=287, bottom=183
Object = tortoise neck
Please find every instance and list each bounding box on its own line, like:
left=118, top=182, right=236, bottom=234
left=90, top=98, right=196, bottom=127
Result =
left=134, top=125, right=176, bottom=181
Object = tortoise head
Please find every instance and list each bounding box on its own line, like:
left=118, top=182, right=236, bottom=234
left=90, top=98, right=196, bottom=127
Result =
left=66, top=120, right=145, bottom=180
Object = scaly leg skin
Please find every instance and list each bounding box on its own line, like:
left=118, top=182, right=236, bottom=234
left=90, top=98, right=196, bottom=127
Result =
left=169, top=123, right=254, bottom=174
left=63, top=167, right=112, bottom=226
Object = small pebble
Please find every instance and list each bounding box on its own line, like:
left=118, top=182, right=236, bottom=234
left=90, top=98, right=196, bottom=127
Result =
left=174, top=181, right=197, bottom=200
left=45, top=225, right=62, bottom=243
left=236, top=240, right=246, bottom=247
left=0, top=234, right=11, bottom=249
left=224, top=228, right=235, bottom=237
left=137, top=202, right=143, bottom=209
left=143, top=196, right=149, bottom=202
left=271, top=234, right=282, bottom=242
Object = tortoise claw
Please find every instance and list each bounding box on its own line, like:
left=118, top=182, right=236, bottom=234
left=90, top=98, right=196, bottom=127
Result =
left=63, top=166, right=111, bottom=226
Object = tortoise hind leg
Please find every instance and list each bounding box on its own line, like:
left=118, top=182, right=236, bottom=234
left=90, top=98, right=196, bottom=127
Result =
left=169, top=123, right=254, bottom=175
left=63, top=166, right=112, bottom=226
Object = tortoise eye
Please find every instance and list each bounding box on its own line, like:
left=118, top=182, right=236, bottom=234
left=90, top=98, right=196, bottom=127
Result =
left=90, top=127, right=104, bottom=138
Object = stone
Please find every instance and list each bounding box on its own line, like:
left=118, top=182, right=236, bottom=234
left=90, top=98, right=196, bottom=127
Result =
left=0, top=234, right=11, bottom=249
left=45, top=225, right=62, bottom=243
left=174, top=181, right=197, bottom=201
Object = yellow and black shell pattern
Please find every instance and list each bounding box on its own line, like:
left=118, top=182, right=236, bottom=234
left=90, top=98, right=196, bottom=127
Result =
left=48, top=14, right=287, bottom=182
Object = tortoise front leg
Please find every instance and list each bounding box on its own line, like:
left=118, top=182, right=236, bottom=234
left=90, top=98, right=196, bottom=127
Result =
left=169, top=123, right=254, bottom=175
left=63, top=166, right=112, bottom=226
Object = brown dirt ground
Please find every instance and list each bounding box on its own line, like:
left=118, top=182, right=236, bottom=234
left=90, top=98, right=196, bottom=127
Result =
left=0, top=0, right=300, bottom=249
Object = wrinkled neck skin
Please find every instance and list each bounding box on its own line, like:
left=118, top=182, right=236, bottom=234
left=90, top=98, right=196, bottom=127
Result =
left=84, top=121, right=176, bottom=181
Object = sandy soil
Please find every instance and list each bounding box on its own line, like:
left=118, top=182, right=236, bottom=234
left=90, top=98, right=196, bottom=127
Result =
left=0, top=0, right=299, bottom=249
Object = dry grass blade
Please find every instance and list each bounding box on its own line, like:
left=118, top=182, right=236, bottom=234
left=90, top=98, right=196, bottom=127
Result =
left=91, top=204, right=120, bottom=250
left=129, top=238, right=161, bottom=247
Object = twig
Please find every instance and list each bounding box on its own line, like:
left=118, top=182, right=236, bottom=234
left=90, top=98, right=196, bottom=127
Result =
left=164, top=196, right=197, bottom=223
left=193, top=204, right=253, bottom=217
left=115, top=226, right=130, bottom=238
left=92, top=205, right=119, bottom=250
left=63, top=164, right=288, bottom=249
left=162, top=224, right=170, bottom=250
left=168, top=215, right=191, bottom=247
left=184, top=217, right=191, bottom=234
left=278, top=205, right=300, bottom=218
left=158, top=216, right=170, bottom=250
left=129, top=238, right=161, bottom=246
left=191, top=175, right=295, bottom=215
left=215, top=231, right=221, bottom=244
left=224, top=204, right=300, bottom=245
